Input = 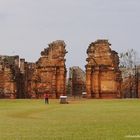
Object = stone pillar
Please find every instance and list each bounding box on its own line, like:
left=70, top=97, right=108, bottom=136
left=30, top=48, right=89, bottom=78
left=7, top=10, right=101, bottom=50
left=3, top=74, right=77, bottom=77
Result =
left=86, top=66, right=92, bottom=98
left=56, top=67, right=66, bottom=98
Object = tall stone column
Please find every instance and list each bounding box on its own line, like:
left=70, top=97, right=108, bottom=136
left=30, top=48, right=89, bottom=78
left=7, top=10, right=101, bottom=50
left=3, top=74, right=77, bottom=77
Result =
left=56, top=67, right=66, bottom=98
left=86, top=66, right=92, bottom=98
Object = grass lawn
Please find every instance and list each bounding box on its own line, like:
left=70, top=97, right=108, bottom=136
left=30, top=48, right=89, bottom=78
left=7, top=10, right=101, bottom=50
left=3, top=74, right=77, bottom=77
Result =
left=0, top=99, right=140, bottom=140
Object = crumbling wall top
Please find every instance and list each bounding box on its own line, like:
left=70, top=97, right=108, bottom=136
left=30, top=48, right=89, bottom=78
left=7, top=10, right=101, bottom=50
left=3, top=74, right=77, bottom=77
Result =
left=41, top=40, right=67, bottom=57
left=86, top=39, right=120, bottom=68
left=48, top=40, right=66, bottom=48
left=37, top=40, right=67, bottom=67
left=89, top=39, right=111, bottom=48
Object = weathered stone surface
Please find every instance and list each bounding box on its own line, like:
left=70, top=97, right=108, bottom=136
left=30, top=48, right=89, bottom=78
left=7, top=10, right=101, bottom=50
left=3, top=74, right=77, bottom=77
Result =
left=0, top=55, right=18, bottom=98
left=68, top=66, right=86, bottom=96
left=29, top=40, right=67, bottom=98
left=0, top=40, right=67, bottom=99
left=86, top=40, right=122, bottom=98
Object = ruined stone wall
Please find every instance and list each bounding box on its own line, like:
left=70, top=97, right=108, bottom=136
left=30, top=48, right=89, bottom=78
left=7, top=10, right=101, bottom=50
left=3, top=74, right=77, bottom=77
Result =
left=29, top=40, right=67, bottom=98
left=86, top=40, right=122, bottom=98
left=0, top=56, right=19, bottom=98
left=0, top=41, right=67, bottom=99
left=0, top=55, right=34, bottom=99
left=68, top=66, right=86, bottom=96
left=0, top=39, right=124, bottom=99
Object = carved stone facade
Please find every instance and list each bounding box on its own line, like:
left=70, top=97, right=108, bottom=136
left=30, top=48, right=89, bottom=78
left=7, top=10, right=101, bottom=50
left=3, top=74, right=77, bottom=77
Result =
left=86, top=40, right=122, bottom=98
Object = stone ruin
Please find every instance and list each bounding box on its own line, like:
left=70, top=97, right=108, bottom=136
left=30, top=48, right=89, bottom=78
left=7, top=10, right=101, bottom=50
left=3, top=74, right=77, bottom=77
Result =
left=0, top=55, right=36, bottom=98
left=0, top=40, right=67, bottom=99
left=28, top=40, right=67, bottom=98
left=67, top=66, right=86, bottom=96
left=86, top=40, right=122, bottom=98
left=0, top=39, right=127, bottom=99
left=0, top=55, right=18, bottom=98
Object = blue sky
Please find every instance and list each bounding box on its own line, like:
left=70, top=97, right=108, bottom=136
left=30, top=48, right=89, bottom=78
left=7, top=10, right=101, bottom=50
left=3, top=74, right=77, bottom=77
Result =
left=0, top=0, right=140, bottom=69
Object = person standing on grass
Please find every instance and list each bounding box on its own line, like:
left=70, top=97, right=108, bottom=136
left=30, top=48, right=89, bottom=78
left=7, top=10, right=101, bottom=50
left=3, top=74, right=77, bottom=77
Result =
left=44, top=93, right=49, bottom=104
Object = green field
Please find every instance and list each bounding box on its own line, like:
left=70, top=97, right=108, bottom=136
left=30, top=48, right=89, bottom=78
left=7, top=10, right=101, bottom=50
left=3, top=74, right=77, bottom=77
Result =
left=0, top=99, right=140, bottom=140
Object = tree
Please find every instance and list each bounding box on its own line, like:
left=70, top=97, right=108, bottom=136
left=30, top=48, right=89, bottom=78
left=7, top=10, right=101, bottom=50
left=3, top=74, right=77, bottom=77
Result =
left=120, top=49, right=139, bottom=98
left=120, top=49, right=137, bottom=69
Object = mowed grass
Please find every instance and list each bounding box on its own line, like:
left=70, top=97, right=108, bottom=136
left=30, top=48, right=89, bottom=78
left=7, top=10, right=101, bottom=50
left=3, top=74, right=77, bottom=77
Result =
left=0, top=99, right=140, bottom=140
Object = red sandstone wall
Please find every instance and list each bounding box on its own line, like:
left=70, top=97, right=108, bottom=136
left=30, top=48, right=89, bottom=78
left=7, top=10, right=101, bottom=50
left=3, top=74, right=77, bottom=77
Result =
left=86, top=40, right=122, bottom=98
